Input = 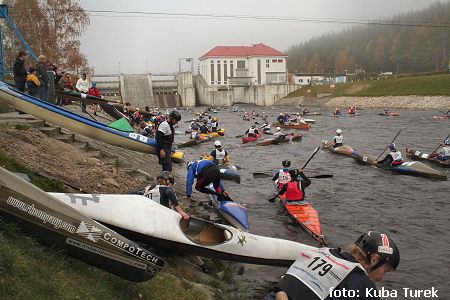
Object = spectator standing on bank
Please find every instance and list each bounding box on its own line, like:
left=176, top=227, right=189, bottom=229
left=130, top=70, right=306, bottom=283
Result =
left=13, top=50, right=28, bottom=92
left=88, top=81, right=101, bottom=115
left=76, top=73, right=90, bottom=112
left=36, top=55, right=49, bottom=101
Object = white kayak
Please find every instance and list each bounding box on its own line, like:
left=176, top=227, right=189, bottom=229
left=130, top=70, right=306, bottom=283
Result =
left=50, top=192, right=315, bottom=267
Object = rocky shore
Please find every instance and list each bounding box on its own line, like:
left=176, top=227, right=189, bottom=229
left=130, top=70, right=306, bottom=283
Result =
left=275, top=95, right=450, bottom=110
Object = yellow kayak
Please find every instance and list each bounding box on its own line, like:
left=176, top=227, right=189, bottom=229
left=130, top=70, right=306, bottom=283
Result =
left=199, top=129, right=225, bottom=138
left=171, top=151, right=185, bottom=164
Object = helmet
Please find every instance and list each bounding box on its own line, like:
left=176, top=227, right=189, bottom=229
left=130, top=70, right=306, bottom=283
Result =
left=276, top=127, right=281, bottom=131
left=444, top=139, right=450, bottom=145
left=282, top=160, right=291, bottom=168
left=214, top=140, right=222, bottom=147
left=388, top=143, right=397, bottom=151
left=336, top=129, right=342, bottom=134
left=169, top=110, right=181, bottom=121
left=279, top=113, right=283, bottom=116
left=355, top=231, right=400, bottom=271
left=157, top=171, right=171, bottom=180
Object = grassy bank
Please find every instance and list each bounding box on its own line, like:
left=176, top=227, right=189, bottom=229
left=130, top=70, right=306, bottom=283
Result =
left=0, top=151, right=231, bottom=300
left=286, top=74, right=450, bottom=98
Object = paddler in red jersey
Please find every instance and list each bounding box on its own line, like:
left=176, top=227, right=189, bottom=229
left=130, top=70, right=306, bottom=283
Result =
left=334, top=107, right=341, bottom=115
left=265, top=231, right=400, bottom=300
left=375, top=143, right=404, bottom=166
left=270, top=169, right=311, bottom=203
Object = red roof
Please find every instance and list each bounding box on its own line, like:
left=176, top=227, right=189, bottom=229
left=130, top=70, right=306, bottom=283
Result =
left=200, top=43, right=287, bottom=59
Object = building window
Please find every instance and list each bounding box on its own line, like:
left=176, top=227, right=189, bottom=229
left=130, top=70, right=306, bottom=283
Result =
left=266, top=59, right=270, bottom=68
left=224, top=61, right=228, bottom=84
left=278, top=59, right=283, bottom=63
left=272, top=59, right=277, bottom=63
left=237, top=60, right=245, bottom=69
left=210, top=61, right=215, bottom=83
left=230, top=61, right=234, bottom=77
left=217, top=61, right=221, bottom=84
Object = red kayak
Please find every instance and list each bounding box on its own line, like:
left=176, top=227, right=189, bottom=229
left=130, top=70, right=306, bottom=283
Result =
left=242, top=131, right=262, bottom=144
left=256, top=133, right=302, bottom=146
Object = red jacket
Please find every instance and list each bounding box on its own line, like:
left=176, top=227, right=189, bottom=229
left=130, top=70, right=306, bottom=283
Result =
left=88, top=87, right=101, bottom=98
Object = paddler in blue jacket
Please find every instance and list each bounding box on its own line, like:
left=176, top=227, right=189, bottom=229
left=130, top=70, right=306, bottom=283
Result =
left=375, top=143, right=404, bottom=166
left=266, top=231, right=400, bottom=300
left=186, top=160, right=232, bottom=201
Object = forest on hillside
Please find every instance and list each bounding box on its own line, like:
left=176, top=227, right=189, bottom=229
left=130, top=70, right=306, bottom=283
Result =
left=287, top=1, right=450, bottom=75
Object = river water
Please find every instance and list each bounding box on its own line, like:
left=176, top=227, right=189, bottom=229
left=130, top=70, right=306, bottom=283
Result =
left=176, top=106, right=449, bottom=299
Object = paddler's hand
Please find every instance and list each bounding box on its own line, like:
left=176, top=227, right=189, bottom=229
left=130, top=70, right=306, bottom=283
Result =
left=159, top=149, right=166, bottom=158
left=181, top=212, right=190, bottom=220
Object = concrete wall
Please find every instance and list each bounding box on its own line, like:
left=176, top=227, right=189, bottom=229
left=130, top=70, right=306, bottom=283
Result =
left=120, top=74, right=154, bottom=107
left=177, top=72, right=196, bottom=107
left=195, top=74, right=301, bottom=106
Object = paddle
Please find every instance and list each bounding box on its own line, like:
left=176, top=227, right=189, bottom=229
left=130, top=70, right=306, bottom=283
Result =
left=80, top=104, right=97, bottom=121
left=374, top=129, right=402, bottom=162
left=429, top=134, right=450, bottom=156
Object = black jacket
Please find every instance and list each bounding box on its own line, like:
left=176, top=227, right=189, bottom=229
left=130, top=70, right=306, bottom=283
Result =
left=13, top=57, right=27, bottom=83
left=36, top=61, right=49, bottom=86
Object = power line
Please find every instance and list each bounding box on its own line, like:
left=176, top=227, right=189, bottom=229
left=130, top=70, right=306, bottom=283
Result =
left=78, top=9, right=450, bottom=28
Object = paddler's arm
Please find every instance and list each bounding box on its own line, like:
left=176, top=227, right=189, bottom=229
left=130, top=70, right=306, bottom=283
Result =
left=269, top=183, right=287, bottom=203
left=155, top=128, right=165, bottom=158
left=223, top=152, right=230, bottom=164
left=272, top=172, right=279, bottom=182
left=167, top=189, right=189, bottom=220
left=298, top=170, right=311, bottom=188
left=185, top=165, right=196, bottom=197
left=375, top=154, right=391, bottom=165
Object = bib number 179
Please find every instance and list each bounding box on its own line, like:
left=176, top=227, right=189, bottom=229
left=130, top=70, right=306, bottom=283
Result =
left=307, top=256, right=333, bottom=276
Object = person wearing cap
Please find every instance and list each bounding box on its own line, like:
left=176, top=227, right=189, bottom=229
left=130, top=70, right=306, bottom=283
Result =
left=277, top=113, right=284, bottom=124
left=375, top=143, right=403, bottom=166
left=269, top=168, right=311, bottom=203
left=199, top=121, right=210, bottom=134
left=245, top=124, right=259, bottom=138
left=186, top=160, right=232, bottom=202
left=332, top=129, right=344, bottom=148
left=13, top=50, right=28, bottom=92
left=273, top=127, right=284, bottom=140
left=429, top=139, right=450, bottom=161
left=272, top=160, right=292, bottom=190
left=211, top=117, right=219, bottom=132
left=208, top=141, right=230, bottom=165
left=156, top=110, right=181, bottom=172
left=189, top=118, right=200, bottom=131
left=152, top=171, right=189, bottom=220
left=294, top=113, right=307, bottom=125
left=36, top=54, right=49, bottom=101
left=26, top=67, right=41, bottom=97
left=88, top=81, right=101, bottom=115
left=267, top=231, right=400, bottom=300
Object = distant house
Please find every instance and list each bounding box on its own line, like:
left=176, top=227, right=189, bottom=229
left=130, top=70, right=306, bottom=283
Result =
left=294, top=73, right=346, bottom=85
left=199, top=43, right=288, bottom=86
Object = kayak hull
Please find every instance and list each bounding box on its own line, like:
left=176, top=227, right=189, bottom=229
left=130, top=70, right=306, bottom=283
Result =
left=272, top=122, right=310, bottom=130
left=0, top=167, right=164, bottom=282
left=321, top=140, right=354, bottom=158
left=199, top=129, right=225, bottom=138
left=50, top=193, right=316, bottom=267
left=218, top=164, right=241, bottom=184
left=242, top=131, right=262, bottom=144
left=405, top=148, right=449, bottom=168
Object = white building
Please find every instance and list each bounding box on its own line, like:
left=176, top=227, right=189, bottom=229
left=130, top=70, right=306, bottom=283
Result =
left=199, top=43, right=288, bottom=86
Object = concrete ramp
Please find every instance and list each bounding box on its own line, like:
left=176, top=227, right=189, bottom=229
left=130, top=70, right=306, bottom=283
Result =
left=120, top=74, right=154, bottom=108
left=153, top=94, right=182, bottom=108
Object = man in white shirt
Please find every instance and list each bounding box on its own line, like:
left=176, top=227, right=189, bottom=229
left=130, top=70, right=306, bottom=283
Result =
left=76, top=73, right=90, bottom=112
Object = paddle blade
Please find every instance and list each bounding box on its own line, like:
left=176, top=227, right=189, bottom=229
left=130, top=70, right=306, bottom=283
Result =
left=310, top=174, right=334, bottom=179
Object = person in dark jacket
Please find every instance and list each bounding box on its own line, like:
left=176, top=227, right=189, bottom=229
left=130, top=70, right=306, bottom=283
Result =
left=13, top=50, right=28, bottom=92
left=156, top=110, right=181, bottom=172
left=266, top=231, right=400, bottom=300
left=36, top=55, right=49, bottom=101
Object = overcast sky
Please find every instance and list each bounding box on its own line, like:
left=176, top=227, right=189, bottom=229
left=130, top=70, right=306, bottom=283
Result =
left=79, top=0, right=442, bottom=74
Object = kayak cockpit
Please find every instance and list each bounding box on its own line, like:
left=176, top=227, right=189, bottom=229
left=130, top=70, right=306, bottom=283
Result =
left=180, top=217, right=232, bottom=246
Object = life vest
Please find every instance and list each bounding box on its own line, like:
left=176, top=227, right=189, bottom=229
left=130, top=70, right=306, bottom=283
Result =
left=278, top=169, right=291, bottom=184
left=285, top=181, right=304, bottom=201
left=211, top=121, right=218, bottom=129
left=156, top=120, right=174, bottom=146
left=389, top=151, right=403, bottom=165
left=214, top=149, right=226, bottom=164
left=334, top=135, right=344, bottom=144
left=191, top=131, right=199, bottom=139
left=248, top=127, right=256, bottom=135
left=143, top=185, right=161, bottom=204
left=440, top=146, right=450, bottom=158
left=285, top=248, right=365, bottom=300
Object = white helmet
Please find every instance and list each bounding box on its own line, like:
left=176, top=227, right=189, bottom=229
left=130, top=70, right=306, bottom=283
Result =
left=214, top=140, right=222, bottom=147
left=276, top=127, right=281, bottom=131
left=336, top=129, right=342, bottom=134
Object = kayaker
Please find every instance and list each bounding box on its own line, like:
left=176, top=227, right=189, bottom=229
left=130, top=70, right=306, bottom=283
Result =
left=348, top=106, right=356, bottom=114
left=277, top=113, right=284, bottom=124
left=211, top=117, right=219, bottom=132
left=199, top=121, right=210, bottom=134
left=283, top=112, right=291, bottom=124
left=155, top=171, right=189, bottom=220
left=295, top=113, right=306, bottom=125
left=384, top=108, right=390, bottom=115
left=208, top=141, right=230, bottom=165
left=332, top=129, right=344, bottom=148
left=141, top=122, right=154, bottom=137
left=262, top=112, right=268, bottom=123
left=156, top=110, right=181, bottom=172
left=334, top=107, right=341, bottom=115
left=272, top=160, right=292, bottom=190
left=186, top=160, right=232, bottom=202
left=375, top=143, right=404, bottom=166
left=270, top=168, right=310, bottom=203
left=302, top=108, right=308, bottom=116
left=266, top=231, right=400, bottom=300
left=429, top=139, right=450, bottom=161
left=189, top=119, right=200, bottom=131
left=245, top=124, right=259, bottom=138
left=207, top=116, right=213, bottom=131
left=273, top=127, right=284, bottom=140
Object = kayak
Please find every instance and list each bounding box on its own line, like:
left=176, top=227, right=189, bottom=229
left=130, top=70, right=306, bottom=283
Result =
left=178, top=136, right=211, bottom=148
left=280, top=196, right=326, bottom=245
left=321, top=140, right=355, bottom=158
left=405, top=147, right=450, bottom=168
left=218, top=164, right=241, bottom=183
left=271, top=122, right=310, bottom=130
left=242, top=131, right=262, bottom=144
left=0, top=167, right=164, bottom=282
left=208, top=186, right=249, bottom=231
left=303, top=112, right=322, bottom=116
left=199, top=128, right=225, bottom=138
left=378, top=112, right=399, bottom=116
left=257, top=133, right=302, bottom=146
left=304, top=119, right=315, bottom=124
left=49, top=193, right=316, bottom=267
left=432, top=115, right=450, bottom=119
left=351, top=151, right=447, bottom=180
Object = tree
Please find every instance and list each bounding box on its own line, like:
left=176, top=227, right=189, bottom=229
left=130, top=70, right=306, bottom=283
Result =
left=1, top=0, right=89, bottom=71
